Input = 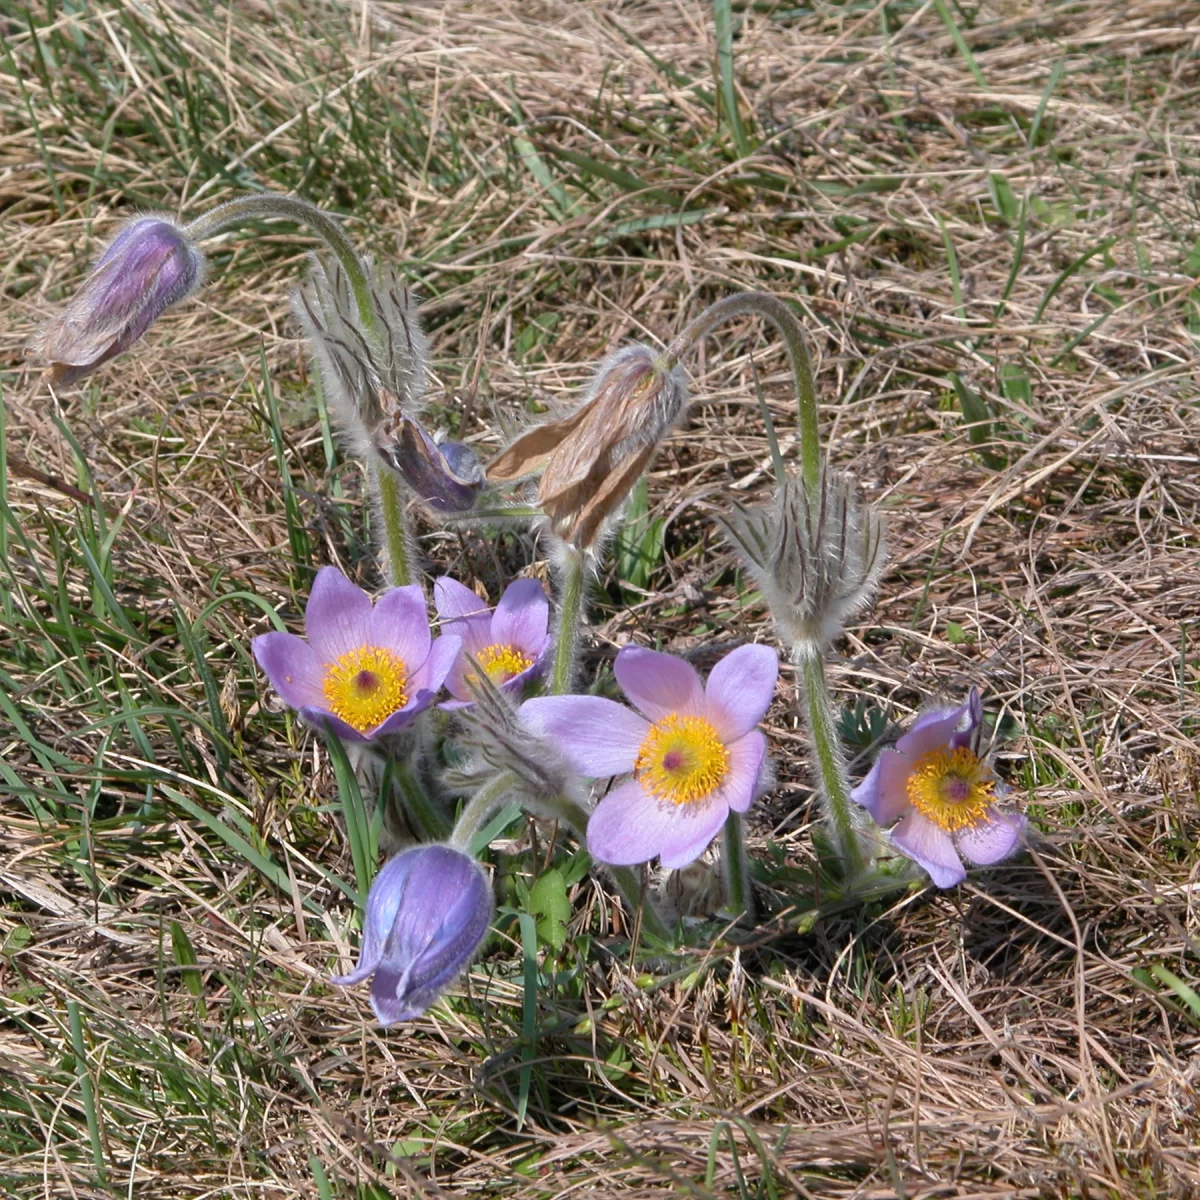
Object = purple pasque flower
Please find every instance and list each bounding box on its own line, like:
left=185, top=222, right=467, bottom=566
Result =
left=375, top=417, right=483, bottom=514
left=31, top=216, right=205, bottom=386
left=851, top=689, right=1023, bottom=888
left=521, top=644, right=778, bottom=869
left=251, top=566, right=461, bottom=742
left=434, top=576, right=551, bottom=709
left=332, top=844, right=492, bottom=1025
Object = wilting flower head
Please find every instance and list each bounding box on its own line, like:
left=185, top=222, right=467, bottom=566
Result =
left=374, top=417, right=484, bottom=514
left=434, top=576, right=551, bottom=708
left=486, top=344, right=687, bottom=548
left=293, top=255, right=428, bottom=458
left=851, top=689, right=1023, bottom=888
left=521, top=644, right=777, bottom=868
left=332, top=844, right=492, bottom=1025
left=724, top=468, right=886, bottom=649
left=30, top=216, right=205, bottom=386
left=251, top=566, right=460, bottom=742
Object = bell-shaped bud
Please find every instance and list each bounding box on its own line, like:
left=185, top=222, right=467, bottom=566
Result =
left=30, top=216, right=205, bottom=386
left=374, top=416, right=483, bottom=513
left=486, top=344, right=687, bottom=548
left=332, top=844, right=492, bottom=1025
left=293, top=255, right=428, bottom=458
left=724, top=468, right=887, bottom=649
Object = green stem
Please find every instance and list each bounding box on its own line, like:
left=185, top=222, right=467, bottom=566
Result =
left=450, top=775, right=513, bottom=852
left=550, top=544, right=585, bottom=695
left=796, top=642, right=866, bottom=879
left=393, top=757, right=450, bottom=842
left=373, top=462, right=413, bottom=587
left=184, top=195, right=380, bottom=343
left=662, top=292, right=821, bottom=498
left=720, top=811, right=755, bottom=923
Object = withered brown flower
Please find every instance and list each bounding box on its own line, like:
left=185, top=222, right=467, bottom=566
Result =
left=486, top=344, right=686, bottom=547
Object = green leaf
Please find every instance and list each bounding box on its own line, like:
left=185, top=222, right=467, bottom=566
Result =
left=987, top=173, right=1019, bottom=225
left=528, top=868, right=571, bottom=951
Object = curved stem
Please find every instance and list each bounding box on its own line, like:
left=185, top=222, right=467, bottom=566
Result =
left=795, top=641, right=866, bottom=879
left=720, top=811, right=755, bottom=923
left=549, top=543, right=585, bottom=695
left=661, top=292, right=821, bottom=498
left=450, top=775, right=513, bottom=852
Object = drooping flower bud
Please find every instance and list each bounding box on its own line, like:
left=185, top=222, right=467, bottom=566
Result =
left=30, top=216, right=205, bottom=386
left=332, top=844, right=492, bottom=1025
left=723, top=468, right=886, bottom=649
left=293, top=255, right=428, bottom=458
left=486, top=344, right=687, bottom=548
left=374, top=416, right=483, bottom=513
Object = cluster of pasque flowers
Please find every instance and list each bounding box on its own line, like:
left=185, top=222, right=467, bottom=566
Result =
left=31, top=202, right=1027, bottom=1028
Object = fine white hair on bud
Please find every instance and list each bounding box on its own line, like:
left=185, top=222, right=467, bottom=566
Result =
left=723, top=468, right=887, bottom=649
left=292, top=254, right=428, bottom=459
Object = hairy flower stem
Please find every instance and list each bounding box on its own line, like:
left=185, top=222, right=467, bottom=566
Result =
left=720, top=812, right=755, bottom=923
left=661, top=291, right=821, bottom=499
left=795, top=642, right=866, bottom=879
left=394, top=757, right=451, bottom=842
left=184, top=194, right=414, bottom=586
left=550, top=543, right=585, bottom=695
left=449, top=774, right=513, bottom=852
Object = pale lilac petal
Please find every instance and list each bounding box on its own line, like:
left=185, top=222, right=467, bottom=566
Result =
left=490, top=578, right=549, bottom=655
left=614, top=646, right=704, bottom=722
left=433, top=577, right=493, bottom=657
left=657, top=797, right=730, bottom=870
left=586, top=779, right=685, bottom=866
left=298, top=706, right=368, bottom=743
left=954, top=808, right=1024, bottom=865
left=894, top=702, right=970, bottom=760
left=704, top=644, right=778, bottom=741
left=713, top=730, right=766, bottom=815
left=520, top=696, right=646, bottom=777
left=851, top=748, right=913, bottom=827
left=331, top=852, right=413, bottom=985
left=252, top=632, right=325, bottom=709
left=408, top=634, right=462, bottom=699
left=891, top=811, right=965, bottom=888
left=306, top=567, right=373, bottom=663
left=369, top=585, right=432, bottom=669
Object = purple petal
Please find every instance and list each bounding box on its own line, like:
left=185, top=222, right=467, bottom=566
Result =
left=657, top=798, right=730, bottom=871
left=954, top=808, right=1024, bottom=865
left=490, top=578, right=549, bottom=655
left=305, top=567, right=373, bottom=664
left=408, top=634, right=462, bottom=700
left=251, top=632, right=325, bottom=710
left=851, top=748, right=914, bottom=827
left=894, top=701, right=971, bottom=761
left=891, top=811, right=965, bottom=888
left=704, top=644, right=778, bottom=742
left=949, top=688, right=984, bottom=753
left=713, top=729, right=766, bottom=815
left=297, top=706, right=369, bottom=743
left=331, top=852, right=415, bottom=985
left=520, top=696, right=646, bottom=777
left=433, top=577, right=493, bottom=657
left=586, top=778, right=675, bottom=865
left=614, top=646, right=704, bottom=722
left=369, top=584, right=432, bottom=670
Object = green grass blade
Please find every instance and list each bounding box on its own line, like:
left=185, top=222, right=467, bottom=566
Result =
left=713, top=0, right=751, bottom=157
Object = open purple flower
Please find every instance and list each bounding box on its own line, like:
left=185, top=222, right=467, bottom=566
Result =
left=332, top=844, right=492, bottom=1025
left=851, top=689, right=1024, bottom=888
left=31, top=216, right=205, bottom=386
left=521, top=644, right=778, bottom=869
left=434, top=577, right=551, bottom=709
left=251, top=566, right=460, bottom=742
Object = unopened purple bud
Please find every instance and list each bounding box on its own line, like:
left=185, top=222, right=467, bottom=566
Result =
left=31, top=216, right=205, bottom=386
left=331, top=844, right=492, bottom=1025
left=376, top=416, right=484, bottom=513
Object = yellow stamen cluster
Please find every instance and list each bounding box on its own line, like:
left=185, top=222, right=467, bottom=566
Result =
left=322, top=645, right=408, bottom=734
left=905, top=745, right=994, bottom=831
left=474, top=642, right=534, bottom=684
left=635, top=713, right=730, bottom=806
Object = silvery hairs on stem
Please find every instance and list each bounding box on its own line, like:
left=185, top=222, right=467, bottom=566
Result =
left=723, top=467, right=887, bottom=651
left=442, top=669, right=582, bottom=819
left=293, top=254, right=428, bottom=460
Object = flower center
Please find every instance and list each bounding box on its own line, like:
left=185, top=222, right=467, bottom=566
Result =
left=474, top=642, right=534, bottom=684
left=635, top=713, right=730, bottom=806
left=322, top=645, right=408, bottom=734
left=905, top=746, right=995, bottom=831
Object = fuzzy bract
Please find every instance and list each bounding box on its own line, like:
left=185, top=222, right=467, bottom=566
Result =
left=332, top=844, right=493, bottom=1025
left=521, top=644, right=778, bottom=869
left=31, top=216, right=205, bottom=386
left=251, top=566, right=460, bottom=742
left=851, top=689, right=1024, bottom=888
